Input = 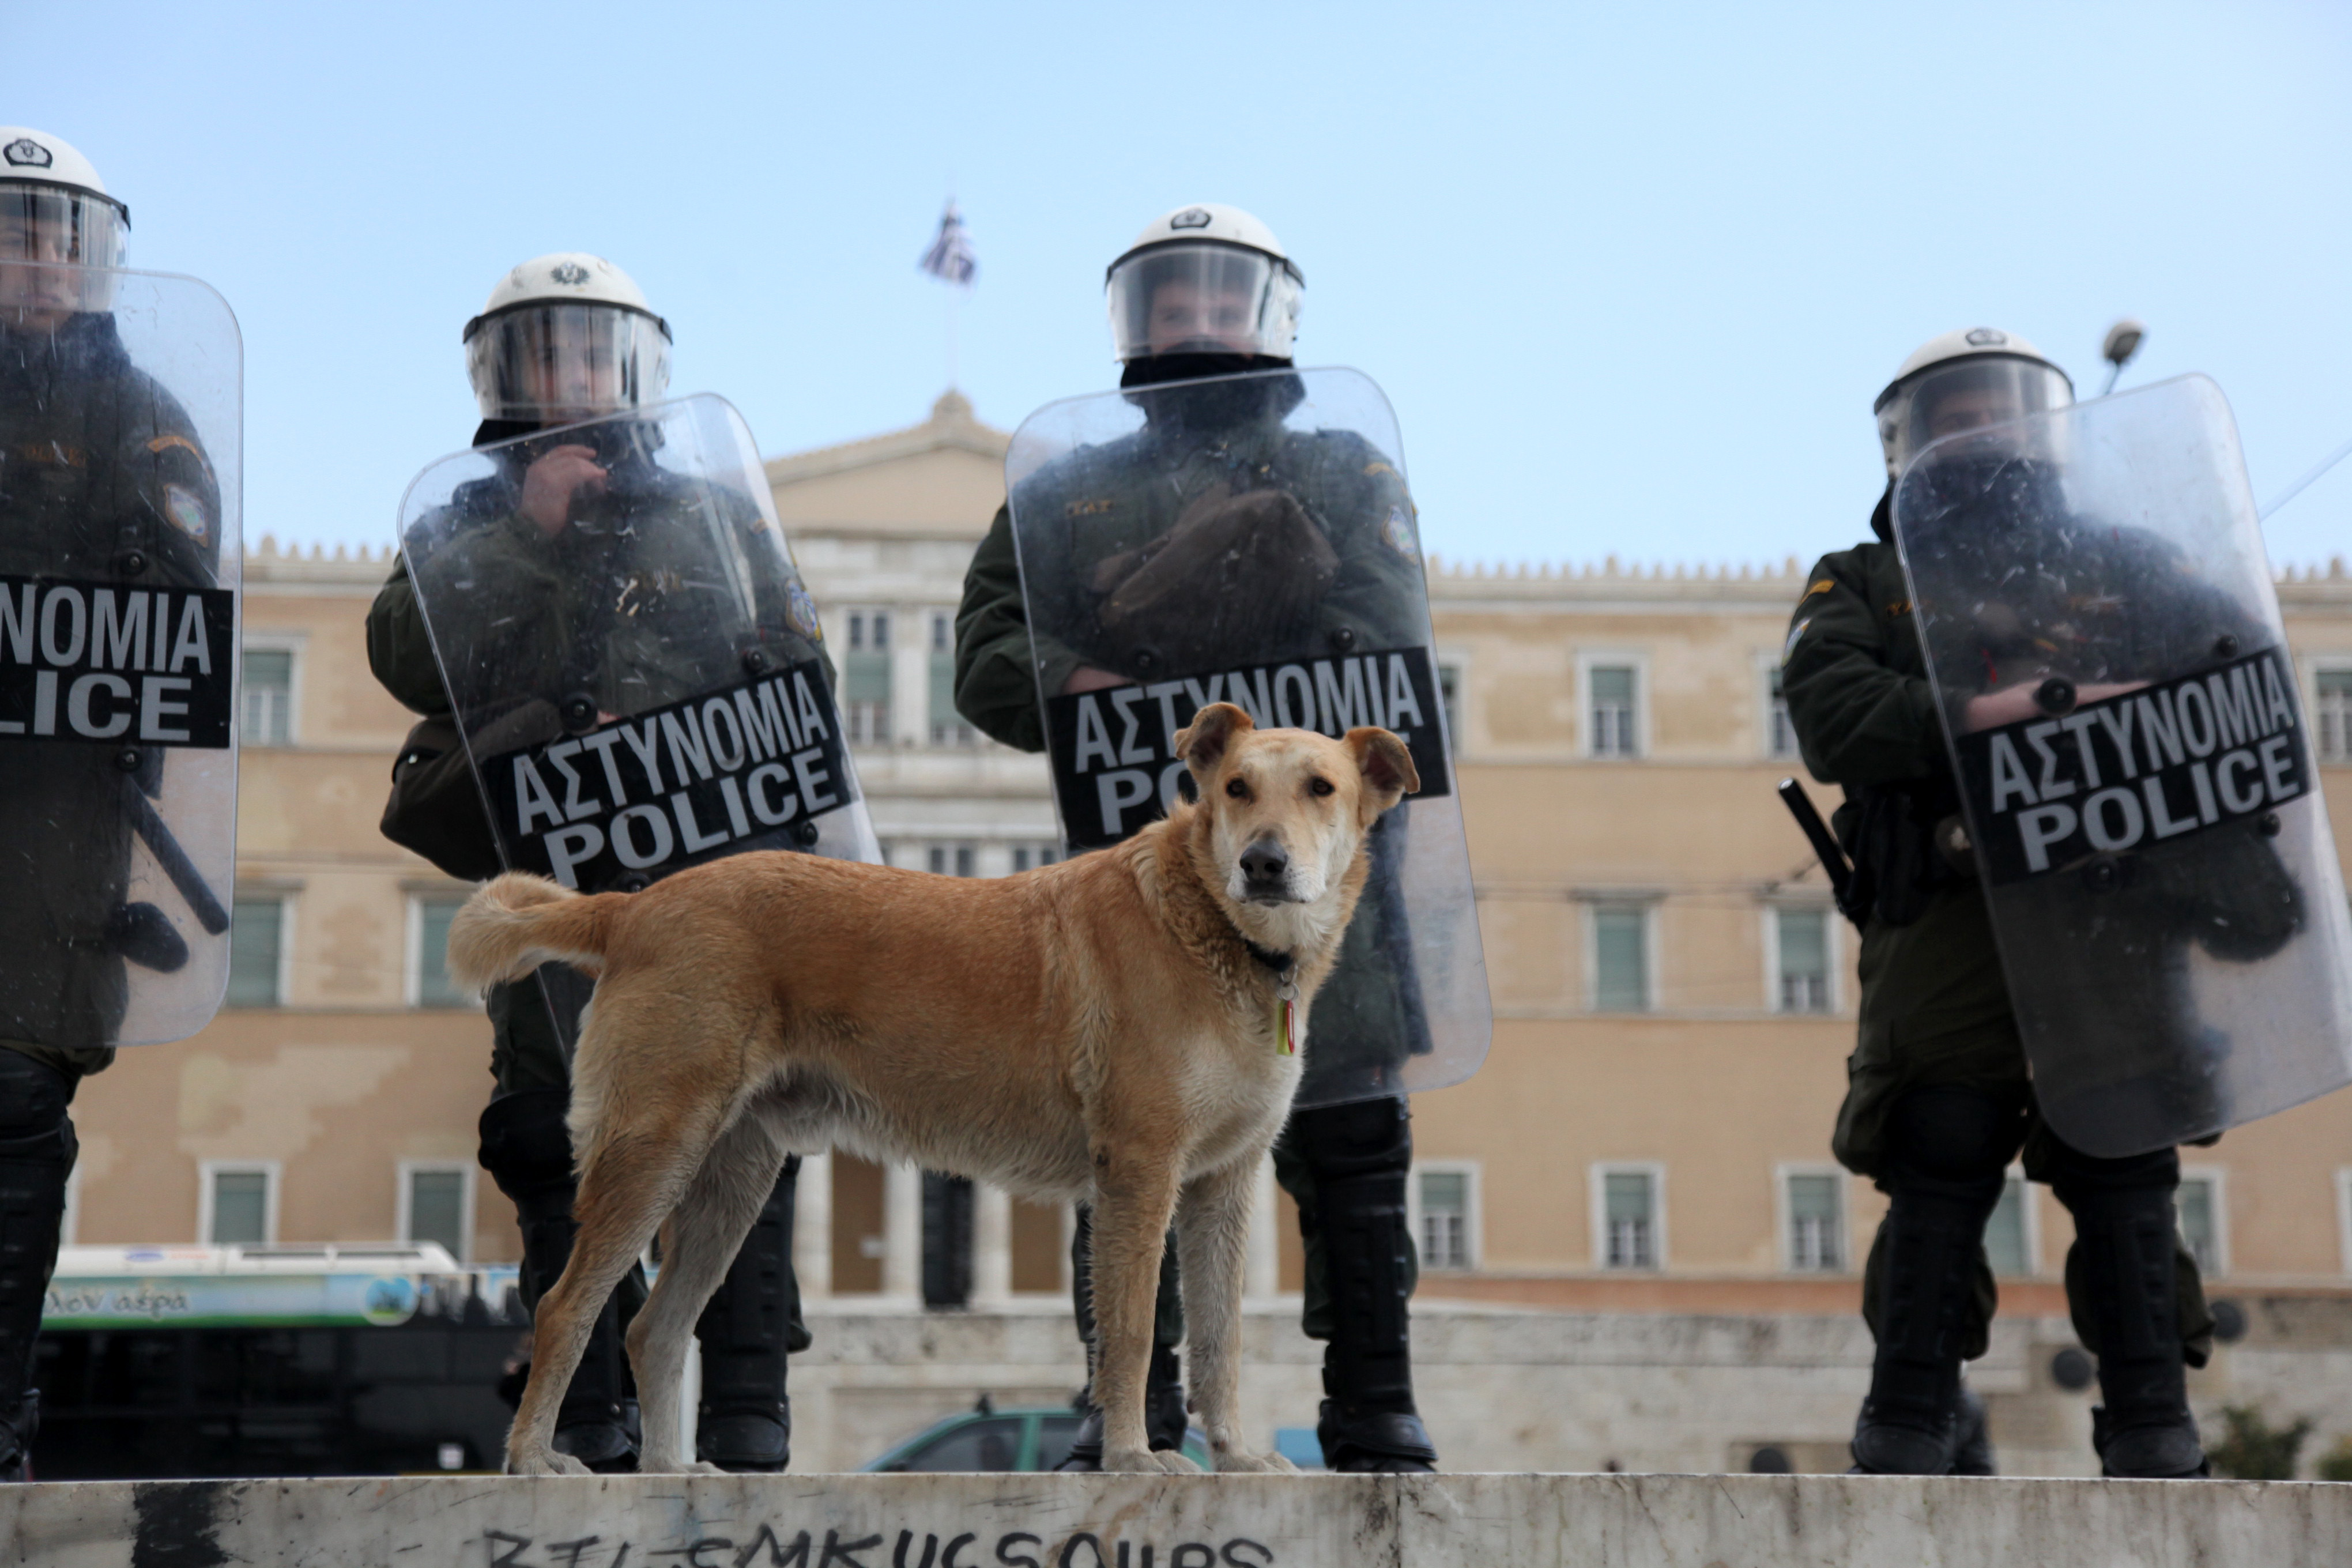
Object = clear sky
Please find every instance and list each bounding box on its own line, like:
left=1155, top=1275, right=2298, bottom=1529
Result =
left=9, top=1, right=2350, bottom=572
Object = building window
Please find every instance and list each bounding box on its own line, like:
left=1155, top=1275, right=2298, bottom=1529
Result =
left=1588, top=663, right=1639, bottom=758
left=399, top=1162, right=473, bottom=1261
left=929, top=845, right=976, bottom=877
left=1773, top=906, right=1833, bottom=1013
left=227, top=896, right=288, bottom=1008
left=1011, top=845, right=1062, bottom=873
left=1782, top=1169, right=1845, bottom=1272
left=846, top=610, right=891, bottom=745
left=2317, top=668, right=2352, bottom=763
left=2177, top=1171, right=2225, bottom=1275
left=1415, top=1165, right=1476, bottom=1269
left=1438, top=661, right=1465, bottom=755
left=1984, top=1172, right=2035, bottom=1276
left=1765, top=665, right=1797, bottom=759
left=201, top=1162, right=278, bottom=1245
left=929, top=613, right=977, bottom=747
left=242, top=647, right=295, bottom=747
left=1595, top=1165, right=1662, bottom=1270
left=1589, top=904, right=1650, bottom=1013
left=408, top=895, right=472, bottom=1008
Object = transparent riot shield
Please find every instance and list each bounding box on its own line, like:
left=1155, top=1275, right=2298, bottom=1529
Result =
left=1004, top=367, right=1490, bottom=1109
left=1894, top=373, right=2352, bottom=1157
left=0, top=264, right=242, bottom=1049
left=398, top=394, right=880, bottom=1039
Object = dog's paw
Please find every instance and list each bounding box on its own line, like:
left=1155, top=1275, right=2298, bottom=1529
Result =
left=1211, top=1447, right=1296, bottom=1475
left=1102, top=1446, right=1203, bottom=1475
left=505, top=1445, right=592, bottom=1477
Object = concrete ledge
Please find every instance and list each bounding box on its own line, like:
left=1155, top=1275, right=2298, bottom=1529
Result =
left=7, top=1473, right=2350, bottom=1567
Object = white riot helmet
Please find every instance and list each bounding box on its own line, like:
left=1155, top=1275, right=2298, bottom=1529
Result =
left=0, top=129, right=127, bottom=322
left=462, top=252, right=672, bottom=424
left=1105, top=203, right=1303, bottom=363
left=1875, top=327, right=2073, bottom=479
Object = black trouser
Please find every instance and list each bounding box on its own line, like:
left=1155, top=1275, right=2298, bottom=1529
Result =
left=1066, top=1095, right=1430, bottom=1464
left=0, top=1049, right=77, bottom=1479
left=480, top=974, right=809, bottom=1468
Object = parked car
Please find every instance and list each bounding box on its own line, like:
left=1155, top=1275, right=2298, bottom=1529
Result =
left=863, top=1399, right=1210, bottom=1473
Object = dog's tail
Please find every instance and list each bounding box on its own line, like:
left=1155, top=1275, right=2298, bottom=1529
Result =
left=446, top=873, right=619, bottom=992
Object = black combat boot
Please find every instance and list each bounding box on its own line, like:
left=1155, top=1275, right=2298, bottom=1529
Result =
left=1056, top=1345, right=1188, bottom=1471
left=480, top=1089, right=638, bottom=1472
left=2060, top=1163, right=2207, bottom=1479
left=0, top=1057, right=74, bottom=1483
left=694, top=1159, right=809, bottom=1472
left=1949, top=1385, right=1996, bottom=1476
left=1286, top=1096, right=1435, bottom=1473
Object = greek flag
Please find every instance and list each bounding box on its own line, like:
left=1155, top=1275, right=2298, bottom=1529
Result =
left=918, top=200, right=977, bottom=287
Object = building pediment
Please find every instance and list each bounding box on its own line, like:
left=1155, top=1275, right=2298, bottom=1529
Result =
left=766, top=390, right=1011, bottom=540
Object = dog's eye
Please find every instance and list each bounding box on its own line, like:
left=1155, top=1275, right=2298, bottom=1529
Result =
left=1308, top=777, right=1335, bottom=797
left=1224, top=778, right=1249, bottom=799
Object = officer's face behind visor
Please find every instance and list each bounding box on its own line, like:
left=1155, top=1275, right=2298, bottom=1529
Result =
left=1108, top=242, right=1301, bottom=362
left=1878, top=357, right=2073, bottom=478
left=0, top=186, right=125, bottom=330
left=465, top=303, right=672, bottom=427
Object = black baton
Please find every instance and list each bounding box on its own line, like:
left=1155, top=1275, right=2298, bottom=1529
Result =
left=1777, top=778, right=1854, bottom=910
left=123, top=778, right=232, bottom=935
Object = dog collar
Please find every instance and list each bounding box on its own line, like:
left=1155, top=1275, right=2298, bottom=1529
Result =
left=1241, top=938, right=1294, bottom=974
left=1238, top=938, right=1302, bottom=1057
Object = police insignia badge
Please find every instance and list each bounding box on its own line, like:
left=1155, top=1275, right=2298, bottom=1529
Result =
left=786, top=580, right=822, bottom=640
left=163, top=483, right=212, bottom=545
left=1381, top=504, right=1419, bottom=558
left=4, top=138, right=54, bottom=168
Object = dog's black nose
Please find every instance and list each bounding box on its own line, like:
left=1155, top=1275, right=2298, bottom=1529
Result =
left=1240, top=838, right=1289, bottom=888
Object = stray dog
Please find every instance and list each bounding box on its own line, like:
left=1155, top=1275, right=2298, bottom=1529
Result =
left=447, top=702, right=1419, bottom=1476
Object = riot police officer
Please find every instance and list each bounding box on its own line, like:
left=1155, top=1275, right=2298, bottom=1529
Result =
left=0, top=127, right=233, bottom=1483
left=367, top=255, right=810, bottom=1473
left=956, top=205, right=1441, bottom=1473
left=1782, top=327, right=2218, bottom=1479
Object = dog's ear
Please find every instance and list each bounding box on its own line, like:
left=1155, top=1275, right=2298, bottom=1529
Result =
left=1176, top=702, right=1255, bottom=778
left=1345, top=726, right=1420, bottom=817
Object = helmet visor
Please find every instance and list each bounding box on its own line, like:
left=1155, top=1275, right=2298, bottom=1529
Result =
left=1879, top=357, right=2073, bottom=477
left=1106, top=242, right=1301, bottom=362
left=0, top=185, right=126, bottom=322
left=465, top=303, right=672, bottom=424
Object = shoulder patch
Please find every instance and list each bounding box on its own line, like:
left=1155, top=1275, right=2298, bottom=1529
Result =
left=1782, top=617, right=1813, bottom=663
left=1380, top=504, right=1419, bottom=558
left=1363, top=461, right=1397, bottom=478
left=785, top=580, right=822, bottom=640
left=146, top=432, right=208, bottom=466
left=1803, top=578, right=1835, bottom=601
left=162, top=483, right=212, bottom=546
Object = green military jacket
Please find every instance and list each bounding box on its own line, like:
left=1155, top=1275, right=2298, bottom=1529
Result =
left=370, top=427, right=834, bottom=881
left=0, top=314, right=224, bottom=1077
left=953, top=386, right=1434, bottom=1094
left=1781, top=527, right=2014, bottom=1059
left=956, top=398, right=1424, bottom=753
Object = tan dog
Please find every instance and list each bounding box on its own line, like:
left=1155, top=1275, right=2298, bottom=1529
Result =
left=446, top=703, right=1419, bottom=1476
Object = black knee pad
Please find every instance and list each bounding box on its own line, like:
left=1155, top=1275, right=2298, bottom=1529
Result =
left=1284, top=1095, right=1410, bottom=1180
left=1884, top=1087, right=2019, bottom=1189
left=477, top=1087, right=575, bottom=1201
